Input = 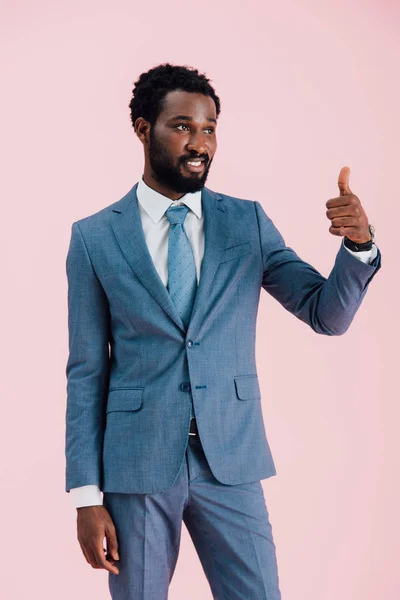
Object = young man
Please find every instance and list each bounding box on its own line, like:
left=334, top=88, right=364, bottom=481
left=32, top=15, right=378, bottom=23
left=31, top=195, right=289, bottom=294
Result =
left=65, top=63, right=381, bottom=600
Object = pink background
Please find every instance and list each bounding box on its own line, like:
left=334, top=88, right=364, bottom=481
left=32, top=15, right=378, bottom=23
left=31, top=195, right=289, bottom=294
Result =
left=1, top=0, right=399, bottom=598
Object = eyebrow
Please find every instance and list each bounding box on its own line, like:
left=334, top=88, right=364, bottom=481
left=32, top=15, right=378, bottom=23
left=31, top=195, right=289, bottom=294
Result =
left=169, top=115, right=217, bottom=124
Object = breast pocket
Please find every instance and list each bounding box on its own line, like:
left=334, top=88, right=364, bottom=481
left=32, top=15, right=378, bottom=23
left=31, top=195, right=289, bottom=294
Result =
left=220, top=241, right=252, bottom=263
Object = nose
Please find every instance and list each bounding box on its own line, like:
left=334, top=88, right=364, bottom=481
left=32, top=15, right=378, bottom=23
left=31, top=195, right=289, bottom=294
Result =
left=186, top=131, right=208, bottom=157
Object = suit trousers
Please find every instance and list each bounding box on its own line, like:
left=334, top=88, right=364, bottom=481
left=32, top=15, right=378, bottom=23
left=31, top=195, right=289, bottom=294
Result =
left=103, top=419, right=282, bottom=600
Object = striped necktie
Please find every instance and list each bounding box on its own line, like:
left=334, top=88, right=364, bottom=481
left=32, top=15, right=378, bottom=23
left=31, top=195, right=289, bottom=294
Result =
left=165, top=205, right=198, bottom=329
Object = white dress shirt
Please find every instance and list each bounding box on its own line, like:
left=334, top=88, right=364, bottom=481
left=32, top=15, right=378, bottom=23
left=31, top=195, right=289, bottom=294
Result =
left=70, top=176, right=378, bottom=508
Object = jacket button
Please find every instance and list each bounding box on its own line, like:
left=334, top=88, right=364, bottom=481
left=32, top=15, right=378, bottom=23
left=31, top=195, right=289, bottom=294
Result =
left=180, top=382, right=191, bottom=392
left=186, top=339, right=194, bottom=348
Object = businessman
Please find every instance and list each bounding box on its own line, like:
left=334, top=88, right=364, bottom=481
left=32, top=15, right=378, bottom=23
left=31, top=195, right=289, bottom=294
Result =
left=65, top=63, right=382, bottom=600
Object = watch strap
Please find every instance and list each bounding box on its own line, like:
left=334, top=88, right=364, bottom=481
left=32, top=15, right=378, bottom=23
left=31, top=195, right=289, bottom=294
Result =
left=343, top=236, right=373, bottom=252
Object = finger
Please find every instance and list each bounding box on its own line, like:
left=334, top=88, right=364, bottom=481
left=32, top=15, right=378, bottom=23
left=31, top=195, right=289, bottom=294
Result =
left=105, top=527, right=120, bottom=562
left=326, top=193, right=357, bottom=210
left=329, top=225, right=358, bottom=237
left=105, top=552, right=117, bottom=565
left=338, top=166, right=352, bottom=196
left=86, top=547, right=102, bottom=569
left=326, top=204, right=358, bottom=218
left=104, top=547, right=117, bottom=565
left=330, top=216, right=358, bottom=227
left=325, top=194, right=356, bottom=208
left=93, top=540, right=120, bottom=575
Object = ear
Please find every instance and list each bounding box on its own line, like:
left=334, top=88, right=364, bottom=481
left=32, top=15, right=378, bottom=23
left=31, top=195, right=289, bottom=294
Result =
left=135, top=117, right=151, bottom=145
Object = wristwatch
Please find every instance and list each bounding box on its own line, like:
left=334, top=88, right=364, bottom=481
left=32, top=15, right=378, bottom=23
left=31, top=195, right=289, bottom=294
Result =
left=344, top=224, right=375, bottom=252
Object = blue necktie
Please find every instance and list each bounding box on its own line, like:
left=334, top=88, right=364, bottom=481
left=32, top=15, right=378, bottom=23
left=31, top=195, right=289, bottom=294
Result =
left=165, top=205, right=197, bottom=329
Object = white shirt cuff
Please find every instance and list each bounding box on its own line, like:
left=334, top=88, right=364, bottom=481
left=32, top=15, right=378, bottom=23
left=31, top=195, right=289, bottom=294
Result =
left=70, top=485, right=103, bottom=508
left=342, top=238, right=378, bottom=265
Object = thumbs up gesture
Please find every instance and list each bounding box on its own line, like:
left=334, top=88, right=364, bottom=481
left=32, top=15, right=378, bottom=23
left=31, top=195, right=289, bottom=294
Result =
left=326, top=167, right=371, bottom=243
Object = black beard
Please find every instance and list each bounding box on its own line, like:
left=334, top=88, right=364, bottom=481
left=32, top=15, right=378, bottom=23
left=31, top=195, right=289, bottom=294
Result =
left=148, top=128, right=213, bottom=194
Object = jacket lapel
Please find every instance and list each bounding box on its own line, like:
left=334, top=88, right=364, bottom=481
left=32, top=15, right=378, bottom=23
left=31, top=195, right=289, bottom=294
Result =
left=187, top=187, right=228, bottom=335
left=110, top=182, right=228, bottom=335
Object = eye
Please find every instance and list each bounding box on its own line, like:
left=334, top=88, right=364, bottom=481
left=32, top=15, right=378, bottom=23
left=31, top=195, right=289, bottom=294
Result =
left=175, top=124, right=215, bottom=133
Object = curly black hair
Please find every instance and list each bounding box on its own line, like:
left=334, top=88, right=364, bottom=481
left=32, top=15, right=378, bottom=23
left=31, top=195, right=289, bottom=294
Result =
left=129, top=63, right=221, bottom=131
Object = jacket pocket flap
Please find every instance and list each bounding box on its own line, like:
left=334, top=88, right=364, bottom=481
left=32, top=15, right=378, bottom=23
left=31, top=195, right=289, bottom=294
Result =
left=234, top=375, right=261, bottom=400
left=106, top=388, right=144, bottom=412
left=220, top=241, right=252, bottom=263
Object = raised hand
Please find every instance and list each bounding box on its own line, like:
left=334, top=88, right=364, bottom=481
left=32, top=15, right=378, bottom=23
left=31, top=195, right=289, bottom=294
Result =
left=326, top=166, right=371, bottom=243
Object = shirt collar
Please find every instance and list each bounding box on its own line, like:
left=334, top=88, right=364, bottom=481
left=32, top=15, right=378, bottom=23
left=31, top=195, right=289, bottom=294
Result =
left=136, top=176, right=203, bottom=223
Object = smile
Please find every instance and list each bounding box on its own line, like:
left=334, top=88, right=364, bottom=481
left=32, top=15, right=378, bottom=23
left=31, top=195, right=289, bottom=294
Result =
left=183, top=160, right=206, bottom=173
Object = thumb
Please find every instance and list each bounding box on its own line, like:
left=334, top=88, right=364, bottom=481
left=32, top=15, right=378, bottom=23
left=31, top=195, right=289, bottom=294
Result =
left=338, top=166, right=352, bottom=196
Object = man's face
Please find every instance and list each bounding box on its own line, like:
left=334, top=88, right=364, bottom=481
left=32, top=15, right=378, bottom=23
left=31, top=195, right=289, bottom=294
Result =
left=147, top=90, right=217, bottom=194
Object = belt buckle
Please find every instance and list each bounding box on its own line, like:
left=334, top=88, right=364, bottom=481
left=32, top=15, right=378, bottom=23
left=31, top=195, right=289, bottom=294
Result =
left=189, top=417, right=198, bottom=436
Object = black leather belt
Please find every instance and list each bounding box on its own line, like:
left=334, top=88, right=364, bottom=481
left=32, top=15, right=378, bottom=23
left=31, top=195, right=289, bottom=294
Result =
left=189, top=417, right=198, bottom=436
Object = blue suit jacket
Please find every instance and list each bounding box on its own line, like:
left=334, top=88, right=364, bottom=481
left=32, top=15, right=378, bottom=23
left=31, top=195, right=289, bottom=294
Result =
left=65, top=182, right=382, bottom=494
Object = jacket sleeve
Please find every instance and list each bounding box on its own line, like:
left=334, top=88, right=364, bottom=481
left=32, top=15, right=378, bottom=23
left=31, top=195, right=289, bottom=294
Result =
left=65, top=222, right=111, bottom=492
left=254, top=200, right=382, bottom=335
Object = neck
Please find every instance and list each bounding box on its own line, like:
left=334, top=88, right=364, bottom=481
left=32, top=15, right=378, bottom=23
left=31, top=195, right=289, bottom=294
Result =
left=142, top=172, right=185, bottom=202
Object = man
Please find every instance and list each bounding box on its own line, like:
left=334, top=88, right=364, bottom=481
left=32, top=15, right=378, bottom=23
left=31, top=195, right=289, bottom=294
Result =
left=65, top=63, right=381, bottom=600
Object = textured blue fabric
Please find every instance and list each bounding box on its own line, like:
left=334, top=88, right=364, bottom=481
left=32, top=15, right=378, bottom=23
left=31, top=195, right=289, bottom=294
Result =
left=65, top=183, right=382, bottom=599
left=104, top=435, right=281, bottom=600
left=165, top=205, right=198, bottom=329
left=65, top=182, right=382, bottom=495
